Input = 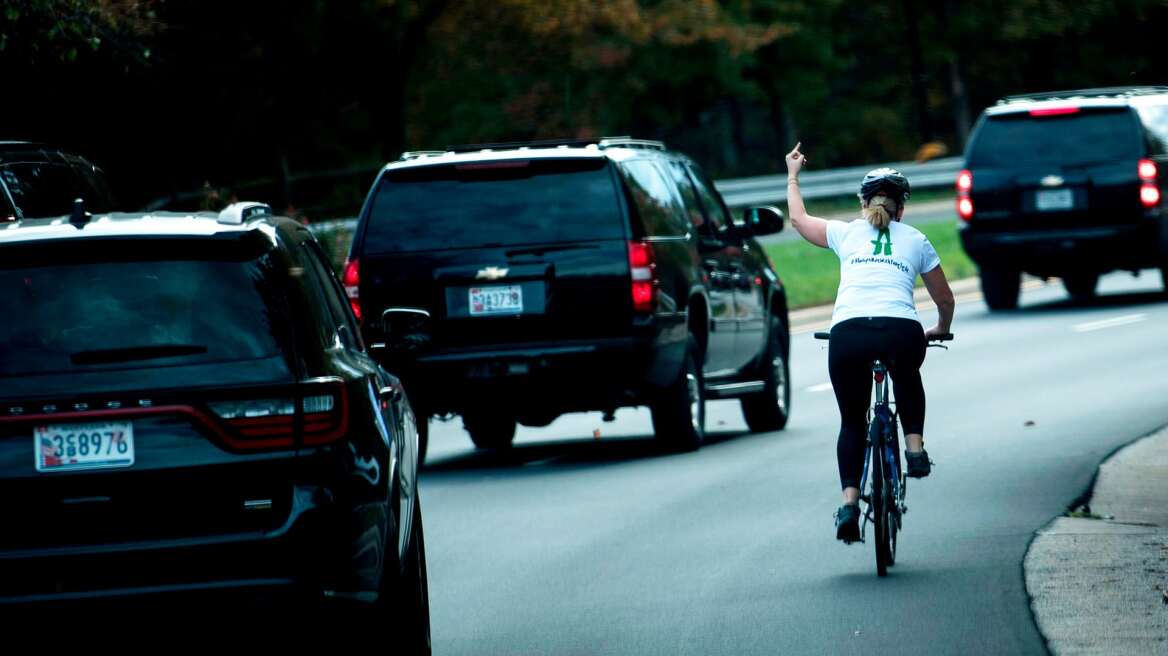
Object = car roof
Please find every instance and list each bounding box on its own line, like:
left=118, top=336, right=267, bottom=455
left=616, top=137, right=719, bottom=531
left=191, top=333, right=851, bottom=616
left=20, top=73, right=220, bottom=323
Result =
left=0, top=211, right=292, bottom=247
left=383, top=136, right=670, bottom=172
left=987, top=86, right=1168, bottom=117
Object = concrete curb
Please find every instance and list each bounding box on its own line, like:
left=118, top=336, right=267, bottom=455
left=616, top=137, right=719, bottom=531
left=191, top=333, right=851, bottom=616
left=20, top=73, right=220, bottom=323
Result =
left=1023, top=426, right=1168, bottom=655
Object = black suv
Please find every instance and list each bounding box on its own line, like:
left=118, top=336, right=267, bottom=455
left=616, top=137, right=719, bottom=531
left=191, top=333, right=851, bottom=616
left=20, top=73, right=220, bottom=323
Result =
left=0, top=203, right=429, bottom=643
left=1, top=141, right=116, bottom=221
left=957, top=87, right=1168, bottom=309
left=346, top=137, right=791, bottom=456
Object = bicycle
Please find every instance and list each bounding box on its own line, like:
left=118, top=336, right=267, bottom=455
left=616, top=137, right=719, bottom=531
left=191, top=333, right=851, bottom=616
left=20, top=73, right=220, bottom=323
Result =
left=814, top=330, right=953, bottom=576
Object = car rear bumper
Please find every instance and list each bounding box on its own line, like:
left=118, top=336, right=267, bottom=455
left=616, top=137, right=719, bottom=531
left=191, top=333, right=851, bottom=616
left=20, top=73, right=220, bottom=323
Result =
left=959, top=220, right=1167, bottom=275
left=411, top=331, right=687, bottom=415
left=0, top=484, right=374, bottom=606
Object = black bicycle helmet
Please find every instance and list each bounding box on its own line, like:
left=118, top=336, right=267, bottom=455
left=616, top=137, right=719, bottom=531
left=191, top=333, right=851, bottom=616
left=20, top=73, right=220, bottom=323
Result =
left=858, top=167, right=911, bottom=203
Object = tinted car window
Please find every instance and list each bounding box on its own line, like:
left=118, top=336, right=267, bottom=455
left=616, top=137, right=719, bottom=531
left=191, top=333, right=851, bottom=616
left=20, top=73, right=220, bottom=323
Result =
left=686, top=165, right=730, bottom=231
left=664, top=160, right=709, bottom=232
left=1, top=162, right=81, bottom=219
left=364, top=158, right=625, bottom=254
left=0, top=244, right=293, bottom=377
left=622, top=159, right=687, bottom=237
left=968, top=108, right=1143, bottom=167
left=1136, top=104, right=1168, bottom=156
left=302, top=241, right=363, bottom=350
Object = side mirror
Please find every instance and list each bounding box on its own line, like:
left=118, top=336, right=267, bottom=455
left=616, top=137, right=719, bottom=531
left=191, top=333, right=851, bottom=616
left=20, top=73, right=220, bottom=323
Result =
left=369, top=308, right=432, bottom=360
left=741, top=206, right=784, bottom=236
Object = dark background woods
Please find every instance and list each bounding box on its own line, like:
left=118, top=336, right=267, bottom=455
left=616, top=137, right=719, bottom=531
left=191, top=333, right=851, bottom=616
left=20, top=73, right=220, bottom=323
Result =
left=5, top=0, right=1167, bottom=219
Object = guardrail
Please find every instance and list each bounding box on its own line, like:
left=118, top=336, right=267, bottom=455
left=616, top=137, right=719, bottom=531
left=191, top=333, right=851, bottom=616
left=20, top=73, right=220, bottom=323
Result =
left=714, top=156, right=963, bottom=208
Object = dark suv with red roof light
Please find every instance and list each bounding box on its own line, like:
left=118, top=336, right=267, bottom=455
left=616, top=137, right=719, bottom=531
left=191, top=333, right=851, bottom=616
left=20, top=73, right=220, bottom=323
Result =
left=957, top=87, right=1168, bottom=309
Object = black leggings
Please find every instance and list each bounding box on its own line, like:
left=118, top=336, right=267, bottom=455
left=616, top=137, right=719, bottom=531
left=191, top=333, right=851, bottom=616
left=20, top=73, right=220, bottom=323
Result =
left=829, top=317, right=926, bottom=490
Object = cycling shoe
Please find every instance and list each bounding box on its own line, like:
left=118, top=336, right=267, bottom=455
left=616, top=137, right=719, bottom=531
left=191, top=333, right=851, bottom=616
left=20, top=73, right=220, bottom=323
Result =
left=905, top=449, right=932, bottom=478
left=835, top=504, right=861, bottom=543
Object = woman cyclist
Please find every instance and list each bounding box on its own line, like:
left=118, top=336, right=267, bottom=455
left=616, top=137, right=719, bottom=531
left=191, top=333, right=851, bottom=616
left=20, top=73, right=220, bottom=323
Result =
left=784, top=143, right=955, bottom=543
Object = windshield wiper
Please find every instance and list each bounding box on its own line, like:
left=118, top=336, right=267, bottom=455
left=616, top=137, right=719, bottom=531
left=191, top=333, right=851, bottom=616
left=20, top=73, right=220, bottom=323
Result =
left=70, top=344, right=209, bottom=365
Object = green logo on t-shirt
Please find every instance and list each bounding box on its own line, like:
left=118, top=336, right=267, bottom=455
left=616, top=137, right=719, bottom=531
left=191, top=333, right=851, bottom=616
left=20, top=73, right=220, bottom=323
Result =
left=871, top=228, right=892, bottom=256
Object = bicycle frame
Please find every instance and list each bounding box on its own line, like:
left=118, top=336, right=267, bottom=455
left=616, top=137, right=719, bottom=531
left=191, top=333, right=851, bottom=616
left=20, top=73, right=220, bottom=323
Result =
left=857, top=361, right=903, bottom=543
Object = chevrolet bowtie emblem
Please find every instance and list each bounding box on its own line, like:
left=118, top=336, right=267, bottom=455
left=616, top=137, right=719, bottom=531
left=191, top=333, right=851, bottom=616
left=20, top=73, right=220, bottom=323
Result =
left=476, top=266, right=510, bottom=280
left=1040, top=175, right=1065, bottom=187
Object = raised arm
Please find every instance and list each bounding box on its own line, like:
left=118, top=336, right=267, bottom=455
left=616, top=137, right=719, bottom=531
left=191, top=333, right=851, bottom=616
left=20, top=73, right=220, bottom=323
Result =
left=785, top=142, right=830, bottom=248
left=921, top=265, right=955, bottom=337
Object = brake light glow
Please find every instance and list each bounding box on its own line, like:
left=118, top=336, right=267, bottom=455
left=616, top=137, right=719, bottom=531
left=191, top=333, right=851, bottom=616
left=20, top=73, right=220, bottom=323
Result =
left=1029, top=106, right=1080, bottom=117
left=1139, top=159, right=1158, bottom=181
left=956, top=169, right=974, bottom=221
left=628, top=241, right=657, bottom=313
left=342, top=258, right=362, bottom=322
left=956, top=170, right=973, bottom=192
left=1141, top=184, right=1161, bottom=208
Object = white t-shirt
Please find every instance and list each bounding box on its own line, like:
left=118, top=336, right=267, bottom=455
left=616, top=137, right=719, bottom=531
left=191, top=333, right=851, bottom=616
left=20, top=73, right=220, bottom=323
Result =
left=825, top=219, right=941, bottom=327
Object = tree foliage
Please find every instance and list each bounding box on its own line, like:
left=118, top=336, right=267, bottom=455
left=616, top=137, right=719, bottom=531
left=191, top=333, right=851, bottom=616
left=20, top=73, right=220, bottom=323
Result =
left=7, top=0, right=1168, bottom=216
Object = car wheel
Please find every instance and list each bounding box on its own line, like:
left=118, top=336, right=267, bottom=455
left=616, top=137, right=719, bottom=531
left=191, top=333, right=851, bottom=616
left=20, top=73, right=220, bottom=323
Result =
left=1063, top=272, right=1099, bottom=302
left=417, top=415, right=429, bottom=466
left=390, top=495, right=431, bottom=654
left=740, top=317, right=791, bottom=432
left=651, top=336, right=705, bottom=451
left=980, top=268, right=1020, bottom=310
left=463, top=411, right=517, bottom=450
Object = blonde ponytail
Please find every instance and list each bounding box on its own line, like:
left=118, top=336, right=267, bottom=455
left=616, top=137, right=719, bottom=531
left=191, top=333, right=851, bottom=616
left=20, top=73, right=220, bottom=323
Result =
left=862, top=195, right=898, bottom=229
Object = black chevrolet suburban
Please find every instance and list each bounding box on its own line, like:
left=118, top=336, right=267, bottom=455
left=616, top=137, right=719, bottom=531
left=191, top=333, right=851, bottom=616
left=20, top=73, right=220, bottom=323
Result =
left=346, top=137, right=792, bottom=456
left=957, top=87, right=1168, bottom=309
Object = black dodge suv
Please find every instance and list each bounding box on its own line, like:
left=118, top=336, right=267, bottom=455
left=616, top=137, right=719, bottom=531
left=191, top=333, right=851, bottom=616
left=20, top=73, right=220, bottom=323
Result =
left=346, top=137, right=791, bottom=456
left=957, top=87, right=1168, bottom=309
left=0, top=203, right=429, bottom=643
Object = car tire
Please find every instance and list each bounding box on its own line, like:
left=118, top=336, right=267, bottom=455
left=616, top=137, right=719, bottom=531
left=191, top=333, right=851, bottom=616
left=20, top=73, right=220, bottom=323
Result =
left=417, top=414, right=429, bottom=466
left=980, top=268, right=1020, bottom=310
left=463, top=411, right=517, bottom=450
left=1063, top=272, right=1099, bottom=302
left=740, top=317, right=791, bottom=432
left=391, top=496, right=431, bottom=655
left=651, top=336, right=705, bottom=451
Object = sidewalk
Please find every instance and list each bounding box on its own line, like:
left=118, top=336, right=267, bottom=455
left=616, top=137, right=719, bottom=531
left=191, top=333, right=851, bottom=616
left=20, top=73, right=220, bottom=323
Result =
left=1024, top=426, right=1168, bottom=654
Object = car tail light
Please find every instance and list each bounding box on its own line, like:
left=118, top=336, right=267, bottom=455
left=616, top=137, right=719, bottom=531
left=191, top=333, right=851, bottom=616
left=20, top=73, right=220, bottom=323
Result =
left=208, top=378, right=348, bottom=450
left=1139, top=159, right=1161, bottom=208
left=1029, top=106, right=1080, bottom=117
left=628, top=241, right=657, bottom=313
left=342, top=258, right=362, bottom=322
left=956, top=169, right=974, bottom=221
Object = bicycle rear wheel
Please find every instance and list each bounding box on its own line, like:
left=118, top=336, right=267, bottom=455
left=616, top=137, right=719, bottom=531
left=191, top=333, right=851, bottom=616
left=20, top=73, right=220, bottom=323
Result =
left=870, top=424, right=892, bottom=577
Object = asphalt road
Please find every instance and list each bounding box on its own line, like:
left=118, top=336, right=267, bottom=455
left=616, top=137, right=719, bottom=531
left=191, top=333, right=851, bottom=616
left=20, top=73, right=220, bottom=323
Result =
left=420, top=270, right=1168, bottom=655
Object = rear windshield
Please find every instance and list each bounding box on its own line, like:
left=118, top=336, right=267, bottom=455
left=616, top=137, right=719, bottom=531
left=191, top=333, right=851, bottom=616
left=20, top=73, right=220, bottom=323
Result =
left=0, top=240, right=294, bottom=377
left=968, top=108, right=1143, bottom=167
left=363, top=158, right=625, bottom=253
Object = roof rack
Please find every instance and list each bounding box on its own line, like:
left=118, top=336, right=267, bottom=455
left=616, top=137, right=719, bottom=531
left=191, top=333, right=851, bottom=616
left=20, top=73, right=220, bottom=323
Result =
left=399, top=150, right=450, bottom=161
left=998, top=86, right=1168, bottom=104
left=442, top=136, right=667, bottom=154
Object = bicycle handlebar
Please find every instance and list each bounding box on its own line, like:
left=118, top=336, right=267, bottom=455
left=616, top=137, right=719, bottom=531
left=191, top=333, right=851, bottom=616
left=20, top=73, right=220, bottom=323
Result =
left=812, top=331, right=954, bottom=342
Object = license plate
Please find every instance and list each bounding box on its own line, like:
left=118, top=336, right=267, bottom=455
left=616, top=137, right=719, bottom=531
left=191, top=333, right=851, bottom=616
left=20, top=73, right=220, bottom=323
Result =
left=469, top=285, right=523, bottom=316
left=35, top=422, right=135, bottom=472
left=1036, top=188, right=1074, bottom=211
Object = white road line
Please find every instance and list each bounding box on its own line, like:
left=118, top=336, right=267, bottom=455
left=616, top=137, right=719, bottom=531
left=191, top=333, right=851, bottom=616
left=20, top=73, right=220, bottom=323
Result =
left=806, top=382, right=834, bottom=393
left=1072, top=314, right=1148, bottom=333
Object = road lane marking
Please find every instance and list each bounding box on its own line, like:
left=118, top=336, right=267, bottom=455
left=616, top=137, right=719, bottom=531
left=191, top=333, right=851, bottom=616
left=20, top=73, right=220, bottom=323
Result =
left=806, top=382, right=833, bottom=392
left=1072, top=313, right=1148, bottom=333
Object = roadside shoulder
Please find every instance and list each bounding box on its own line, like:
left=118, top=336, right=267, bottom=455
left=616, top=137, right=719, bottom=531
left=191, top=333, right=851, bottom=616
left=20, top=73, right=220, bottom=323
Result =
left=1023, top=426, right=1168, bottom=655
